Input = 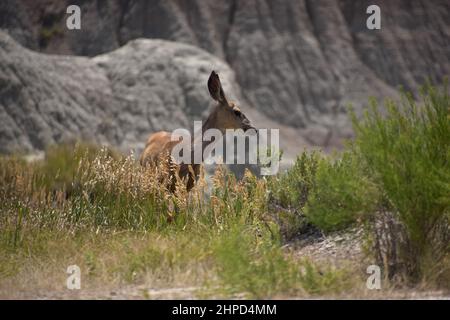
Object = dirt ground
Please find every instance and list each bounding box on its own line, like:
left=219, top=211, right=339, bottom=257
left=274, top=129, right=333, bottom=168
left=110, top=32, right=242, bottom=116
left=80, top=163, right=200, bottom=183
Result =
left=3, top=228, right=449, bottom=300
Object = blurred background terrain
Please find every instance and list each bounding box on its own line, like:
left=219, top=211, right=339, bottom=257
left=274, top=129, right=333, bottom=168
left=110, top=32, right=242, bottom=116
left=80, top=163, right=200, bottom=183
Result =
left=0, top=0, right=449, bottom=161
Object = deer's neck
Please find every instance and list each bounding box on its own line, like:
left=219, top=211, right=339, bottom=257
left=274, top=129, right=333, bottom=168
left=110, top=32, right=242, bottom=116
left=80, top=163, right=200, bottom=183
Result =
left=190, top=112, right=220, bottom=163
left=201, top=110, right=220, bottom=134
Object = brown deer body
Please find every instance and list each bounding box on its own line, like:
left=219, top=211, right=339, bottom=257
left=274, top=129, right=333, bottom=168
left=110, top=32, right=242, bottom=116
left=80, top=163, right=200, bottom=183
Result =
left=140, top=71, right=255, bottom=191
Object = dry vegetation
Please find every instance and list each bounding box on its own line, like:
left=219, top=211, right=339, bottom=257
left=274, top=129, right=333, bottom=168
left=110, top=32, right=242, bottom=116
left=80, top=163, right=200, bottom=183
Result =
left=0, top=83, right=449, bottom=299
left=0, top=144, right=359, bottom=299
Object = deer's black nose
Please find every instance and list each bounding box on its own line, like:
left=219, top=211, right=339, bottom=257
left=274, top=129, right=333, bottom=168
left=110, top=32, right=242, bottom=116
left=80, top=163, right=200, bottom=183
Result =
left=244, top=125, right=257, bottom=135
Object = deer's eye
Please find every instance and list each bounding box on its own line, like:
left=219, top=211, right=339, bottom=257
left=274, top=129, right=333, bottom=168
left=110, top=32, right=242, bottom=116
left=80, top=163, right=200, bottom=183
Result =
left=234, top=110, right=241, bottom=117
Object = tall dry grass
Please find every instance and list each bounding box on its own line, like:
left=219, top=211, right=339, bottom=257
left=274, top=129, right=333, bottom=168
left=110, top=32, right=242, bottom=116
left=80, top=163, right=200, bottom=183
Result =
left=0, top=143, right=353, bottom=298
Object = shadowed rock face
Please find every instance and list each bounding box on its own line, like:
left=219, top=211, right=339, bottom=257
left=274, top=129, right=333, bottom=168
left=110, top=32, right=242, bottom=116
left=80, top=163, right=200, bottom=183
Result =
left=0, top=0, right=449, bottom=153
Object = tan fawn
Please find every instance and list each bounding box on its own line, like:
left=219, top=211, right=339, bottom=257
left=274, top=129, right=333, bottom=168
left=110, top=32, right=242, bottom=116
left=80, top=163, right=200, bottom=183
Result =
left=140, top=71, right=255, bottom=191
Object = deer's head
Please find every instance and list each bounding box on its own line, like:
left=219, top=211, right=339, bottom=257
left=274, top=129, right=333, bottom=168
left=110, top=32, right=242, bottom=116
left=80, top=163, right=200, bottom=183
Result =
left=206, top=71, right=255, bottom=133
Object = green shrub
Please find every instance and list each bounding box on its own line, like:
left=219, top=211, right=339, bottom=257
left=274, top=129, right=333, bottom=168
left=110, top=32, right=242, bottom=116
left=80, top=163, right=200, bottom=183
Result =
left=351, top=83, right=450, bottom=284
left=269, top=150, right=377, bottom=234
left=305, top=152, right=379, bottom=232
left=268, top=151, right=321, bottom=210
left=267, top=151, right=322, bottom=239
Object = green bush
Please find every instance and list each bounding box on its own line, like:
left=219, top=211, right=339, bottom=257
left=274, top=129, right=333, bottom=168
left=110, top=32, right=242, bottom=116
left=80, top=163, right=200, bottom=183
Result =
left=267, top=151, right=322, bottom=239
left=269, top=150, right=377, bottom=234
left=305, top=152, right=378, bottom=232
left=268, top=151, right=320, bottom=210
left=351, top=83, right=450, bottom=284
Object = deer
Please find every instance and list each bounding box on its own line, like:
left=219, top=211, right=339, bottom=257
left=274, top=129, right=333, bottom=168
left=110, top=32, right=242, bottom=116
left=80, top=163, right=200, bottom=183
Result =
left=139, top=71, right=256, bottom=192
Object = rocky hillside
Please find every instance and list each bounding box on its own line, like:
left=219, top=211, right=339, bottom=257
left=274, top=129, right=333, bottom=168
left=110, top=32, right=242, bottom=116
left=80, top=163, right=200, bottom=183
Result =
left=0, top=31, right=249, bottom=154
left=0, top=0, right=449, bottom=154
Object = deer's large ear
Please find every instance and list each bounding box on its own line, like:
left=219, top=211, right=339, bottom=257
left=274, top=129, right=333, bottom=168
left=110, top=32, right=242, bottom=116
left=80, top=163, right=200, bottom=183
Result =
left=208, top=71, right=227, bottom=104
